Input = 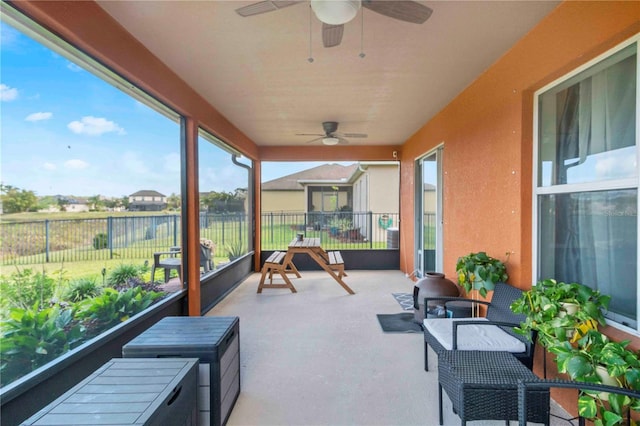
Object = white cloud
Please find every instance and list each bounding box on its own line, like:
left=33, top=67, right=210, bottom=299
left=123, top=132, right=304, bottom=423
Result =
left=43, top=162, right=57, bottom=171
left=67, top=116, right=126, bottom=136
left=0, top=25, right=20, bottom=48
left=163, top=153, right=181, bottom=174
left=0, top=84, right=18, bottom=101
left=25, top=112, right=53, bottom=122
left=64, top=159, right=89, bottom=170
left=595, top=151, right=637, bottom=180
left=67, top=62, right=83, bottom=72
left=121, top=151, right=149, bottom=174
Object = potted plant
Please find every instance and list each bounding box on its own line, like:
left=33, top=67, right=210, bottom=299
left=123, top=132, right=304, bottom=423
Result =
left=511, top=280, right=638, bottom=425
left=547, top=329, right=640, bottom=425
left=225, top=240, right=245, bottom=261
left=510, top=279, right=610, bottom=347
left=456, top=251, right=508, bottom=298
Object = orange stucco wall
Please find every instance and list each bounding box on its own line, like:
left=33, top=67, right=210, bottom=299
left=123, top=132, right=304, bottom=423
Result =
left=400, top=1, right=640, bottom=290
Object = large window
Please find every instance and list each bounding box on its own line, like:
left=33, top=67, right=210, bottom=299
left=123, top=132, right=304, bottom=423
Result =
left=198, top=130, right=252, bottom=269
left=1, top=5, right=181, bottom=388
left=535, top=38, right=638, bottom=331
left=260, top=161, right=399, bottom=250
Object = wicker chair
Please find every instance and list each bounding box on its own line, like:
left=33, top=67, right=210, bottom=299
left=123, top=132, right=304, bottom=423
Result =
left=518, top=379, right=640, bottom=426
left=423, top=282, right=536, bottom=371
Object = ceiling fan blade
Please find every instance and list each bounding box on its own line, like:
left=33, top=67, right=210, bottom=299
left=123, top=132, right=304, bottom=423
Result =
left=305, top=136, right=324, bottom=144
left=322, top=23, right=344, bottom=48
left=296, top=133, right=324, bottom=137
left=235, top=1, right=301, bottom=17
left=337, top=137, right=350, bottom=145
left=362, top=1, right=433, bottom=24
left=341, top=133, right=368, bottom=138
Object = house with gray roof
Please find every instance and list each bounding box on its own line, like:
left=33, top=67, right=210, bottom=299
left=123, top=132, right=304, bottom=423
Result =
left=128, top=190, right=167, bottom=212
left=262, top=162, right=399, bottom=241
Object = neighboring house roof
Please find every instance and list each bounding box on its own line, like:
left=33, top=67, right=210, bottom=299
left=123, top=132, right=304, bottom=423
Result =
left=262, top=164, right=358, bottom=191
left=346, top=161, right=399, bottom=183
left=129, top=190, right=166, bottom=197
left=67, top=198, right=88, bottom=204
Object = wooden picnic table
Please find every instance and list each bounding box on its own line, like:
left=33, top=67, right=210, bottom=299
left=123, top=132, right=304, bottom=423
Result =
left=283, top=237, right=354, bottom=295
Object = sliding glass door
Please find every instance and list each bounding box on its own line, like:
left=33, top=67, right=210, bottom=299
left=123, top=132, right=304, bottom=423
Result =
left=415, top=147, right=443, bottom=276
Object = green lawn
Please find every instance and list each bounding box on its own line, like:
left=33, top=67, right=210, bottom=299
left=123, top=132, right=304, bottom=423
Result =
left=2, top=211, right=397, bottom=281
left=1, top=210, right=180, bottom=223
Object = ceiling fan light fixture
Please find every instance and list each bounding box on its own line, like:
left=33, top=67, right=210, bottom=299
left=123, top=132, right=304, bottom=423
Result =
left=311, top=0, right=361, bottom=25
left=322, top=137, right=340, bottom=146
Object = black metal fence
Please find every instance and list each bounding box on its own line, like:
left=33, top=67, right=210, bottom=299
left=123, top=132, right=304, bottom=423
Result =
left=260, top=211, right=400, bottom=250
left=0, top=214, right=247, bottom=265
left=0, top=212, right=405, bottom=266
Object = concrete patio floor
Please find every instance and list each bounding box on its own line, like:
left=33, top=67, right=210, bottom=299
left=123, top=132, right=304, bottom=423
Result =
left=206, top=270, right=574, bottom=426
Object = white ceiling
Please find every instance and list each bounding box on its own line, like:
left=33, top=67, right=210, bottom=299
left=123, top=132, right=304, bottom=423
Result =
left=96, top=0, right=559, bottom=147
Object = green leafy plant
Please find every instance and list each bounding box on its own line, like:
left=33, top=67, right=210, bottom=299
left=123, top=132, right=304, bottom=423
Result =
left=64, top=277, right=102, bottom=303
left=0, top=268, right=60, bottom=311
left=0, top=305, right=83, bottom=386
left=106, top=264, right=142, bottom=287
left=75, top=287, right=163, bottom=336
left=456, top=251, right=508, bottom=298
left=511, top=280, right=637, bottom=425
left=511, top=278, right=610, bottom=347
left=92, top=232, right=108, bottom=250
left=548, top=330, right=640, bottom=426
left=328, top=217, right=352, bottom=231
left=226, top=240, right=246, bottom=260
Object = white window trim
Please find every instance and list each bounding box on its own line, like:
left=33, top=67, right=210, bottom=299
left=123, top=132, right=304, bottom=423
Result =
left=532, top=34, right=640, bottom=335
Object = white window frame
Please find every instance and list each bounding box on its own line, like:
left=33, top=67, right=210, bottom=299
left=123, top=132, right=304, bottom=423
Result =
left=532, top=34, right=640, bottom=335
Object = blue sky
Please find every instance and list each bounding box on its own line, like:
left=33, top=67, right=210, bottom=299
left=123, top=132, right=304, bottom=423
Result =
left=0, top=21, right=348, bottom=198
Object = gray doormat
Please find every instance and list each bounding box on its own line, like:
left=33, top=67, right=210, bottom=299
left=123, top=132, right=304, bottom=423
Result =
left=376, top=313, right=423, bottom=333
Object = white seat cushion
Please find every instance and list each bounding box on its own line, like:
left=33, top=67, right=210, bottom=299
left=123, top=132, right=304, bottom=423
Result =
left=423, top=318, right=526, bottom=352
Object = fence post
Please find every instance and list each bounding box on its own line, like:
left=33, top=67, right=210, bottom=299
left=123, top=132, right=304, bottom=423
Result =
left=368, top=211, right=373, bottom=248
left=221, top=215, right=226, bottom=246
left=107, top=216, right=113, bottom=259
left=173, top=215, right=178, bottom=247
left=45, top=219, right=50, bottom=263
left=270, top=212, right=273, bottom=244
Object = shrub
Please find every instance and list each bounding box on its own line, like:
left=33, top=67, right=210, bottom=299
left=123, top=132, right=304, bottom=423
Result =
left=64, top=278, right=102, bottom=302
left=75, top=287, right=164, bottom=337
left=92, top=233, right=108, bottom=250
left=0, top=305, right=83, bottom=386
left=111, top=276, right=163, bottom=293
left=106, top=264, right=141, bottom=286
left=0, top=268, right=60, bottom=312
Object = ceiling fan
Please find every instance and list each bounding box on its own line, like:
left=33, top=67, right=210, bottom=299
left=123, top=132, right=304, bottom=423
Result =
left=296, top=121, right=367, bottom=145
left=235, top=1, right=433, bottom=48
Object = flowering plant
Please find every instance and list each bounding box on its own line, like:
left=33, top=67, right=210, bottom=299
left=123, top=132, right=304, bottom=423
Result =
left=200, top=238, right=216, bottom=250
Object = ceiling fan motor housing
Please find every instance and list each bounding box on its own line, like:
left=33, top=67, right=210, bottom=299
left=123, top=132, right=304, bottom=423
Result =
left=322, top=121, right=339, bottom=135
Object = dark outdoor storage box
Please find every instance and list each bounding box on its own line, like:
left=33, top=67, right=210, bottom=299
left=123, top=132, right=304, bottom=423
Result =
left=123, top=316, right=240, bottom=426
left=21, top=358, right=198, bottom=426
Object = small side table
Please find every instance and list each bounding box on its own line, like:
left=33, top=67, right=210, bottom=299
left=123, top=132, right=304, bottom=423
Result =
left=437, top=351, right=549, bottom=426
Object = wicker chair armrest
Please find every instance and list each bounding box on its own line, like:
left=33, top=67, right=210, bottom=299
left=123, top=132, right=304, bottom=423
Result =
left=451, top=320, right=523, bottom=350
